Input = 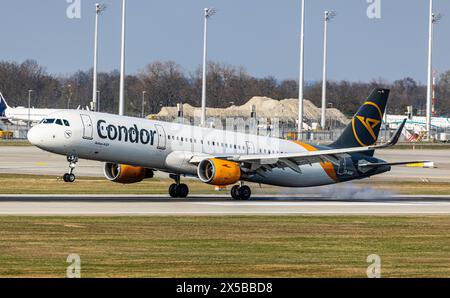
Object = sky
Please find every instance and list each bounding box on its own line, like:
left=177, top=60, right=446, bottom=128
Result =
left=0, top=0, right=449, bottom=83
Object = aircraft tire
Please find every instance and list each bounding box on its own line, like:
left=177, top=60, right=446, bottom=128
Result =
left=68, top=174, right=76, bottom=183
left=169, top=184, right=178, bottom=198
left=63, top=173, right=70, bottom=183
left=231, top=185, right=240, bottom=200
left=238, top=186, right=251, bottom=200
left=177, top=184, right=189, bottom=198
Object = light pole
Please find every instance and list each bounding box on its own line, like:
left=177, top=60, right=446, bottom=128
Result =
left=201, top=8, right=216, bottom=127
left=97, top=90, right=101, bottom=112
left=141, top=91, right=147, bottom=118
left=298, top=0, right=305, bottom=140
left=119, top=0, right=127, bottom=116
left=321, top=10, right=336, bottom=130
left=67, top=84, right=72, bottom=109
left=92, top=3, right=106, bottom=112
left=426, top=0, right=441, bottom=141
left=27, top=90, right=33, bottom=130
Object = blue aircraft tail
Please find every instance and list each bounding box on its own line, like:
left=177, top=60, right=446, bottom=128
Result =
left=331, top=88, right=389, bottom=150
left=0, top=92, right=9, bottom=117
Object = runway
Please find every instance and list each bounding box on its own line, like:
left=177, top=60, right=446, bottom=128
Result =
left=1, top=195, right=450, bottom=215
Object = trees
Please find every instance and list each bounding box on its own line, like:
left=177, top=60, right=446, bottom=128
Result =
left=437, top=70, right=450, bottom=117
left=138, top=61, right=191, bottom=113
left=0, top=60, right=61, bottom=107
left=0, top=59, right=448, bottom=117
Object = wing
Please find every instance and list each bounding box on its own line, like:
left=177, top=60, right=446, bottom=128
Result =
left=189, top=119, right=408, bottom=175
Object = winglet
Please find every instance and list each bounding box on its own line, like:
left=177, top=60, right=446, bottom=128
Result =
left=376, top=118, right=406, bottom=149
left=388, top=118, right=406, bottom=146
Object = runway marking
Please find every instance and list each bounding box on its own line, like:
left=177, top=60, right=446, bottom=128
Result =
left=194, top=202, right=450, bottom=206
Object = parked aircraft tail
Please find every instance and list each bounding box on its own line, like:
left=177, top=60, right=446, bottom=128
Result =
left=0, top=92, right=9, bottom=117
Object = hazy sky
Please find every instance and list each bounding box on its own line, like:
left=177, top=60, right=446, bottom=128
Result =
left=0, top=0, right=449, bottom=83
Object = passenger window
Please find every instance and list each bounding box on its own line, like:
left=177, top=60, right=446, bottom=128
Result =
left=63, top=119, right=70, bottom=126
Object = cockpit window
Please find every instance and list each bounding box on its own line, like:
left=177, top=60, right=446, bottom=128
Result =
left=63, top=120, right=70, bottom=126
left=41, top=118, right=55, bottom=124
left=55, top=119, right=63, bottom=126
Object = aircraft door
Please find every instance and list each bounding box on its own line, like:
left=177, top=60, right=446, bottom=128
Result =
left=80, top=114, right=93, bottom=140
left=246, top=141, right=255, bottom=154
left=155, top=124, right=166, bottom=150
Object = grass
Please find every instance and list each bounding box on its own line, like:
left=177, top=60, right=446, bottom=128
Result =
left=0, top=174, right=216, bottom=195
left=0, top=174, right=449, bottom=195
left=0, top=139, right=31, bottom=146
left=0, top=216, right=449, bottom=277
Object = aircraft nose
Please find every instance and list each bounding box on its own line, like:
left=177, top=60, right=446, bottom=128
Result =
left=27, top=126, right=42, bottom=145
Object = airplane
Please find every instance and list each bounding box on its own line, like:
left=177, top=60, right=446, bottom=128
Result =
left=0, top=92, right=62, bottom=124
left=386, top=114, right=450, bottom=131
left=27, top=88, right=424, bottom=200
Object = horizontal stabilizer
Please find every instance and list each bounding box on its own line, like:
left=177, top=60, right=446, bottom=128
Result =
left=358, top=160, right=432, bottom=168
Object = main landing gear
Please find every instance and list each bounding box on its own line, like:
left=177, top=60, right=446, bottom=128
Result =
left=63, top=155, right=78, bottom=183
left=168, top=174, right=189, bottom=198
left=231, top=184, right=252, bottom=200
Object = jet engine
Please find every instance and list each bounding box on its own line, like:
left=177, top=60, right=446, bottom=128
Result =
left=104, top=163, right=154, bottom=184
left=197, top=158, right=241, bottom=186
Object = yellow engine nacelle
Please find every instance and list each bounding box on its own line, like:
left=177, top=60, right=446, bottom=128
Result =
left=197, top=158, right=241, bottom=186
left=104, top=163, right=154, bottom=184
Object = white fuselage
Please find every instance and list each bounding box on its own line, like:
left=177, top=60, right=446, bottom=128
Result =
left=4, top=107, right=61, bottom=123
left=28, top=110, right=338, bottom=187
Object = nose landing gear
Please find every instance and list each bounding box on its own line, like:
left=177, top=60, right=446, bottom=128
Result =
left=63, top=155, right=78, bottom=183
left=168, top=174, right=189, bottom=198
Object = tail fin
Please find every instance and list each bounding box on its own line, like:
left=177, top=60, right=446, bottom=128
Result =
left=331, top=88, right=389, bottom=149
left=0, top=92, right=9, bottom=117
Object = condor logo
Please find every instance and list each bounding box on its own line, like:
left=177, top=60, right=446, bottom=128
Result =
left=352, top=101, right=383, bottom=146
left=97, top=120, right=157, bottom=146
